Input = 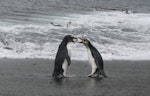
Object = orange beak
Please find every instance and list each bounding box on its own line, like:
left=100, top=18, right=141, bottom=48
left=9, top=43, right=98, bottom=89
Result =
left=77, top=37, right=84, bottom=43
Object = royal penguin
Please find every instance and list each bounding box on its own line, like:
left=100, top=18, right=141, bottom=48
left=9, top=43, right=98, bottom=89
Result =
left=78, top=38, right=107, bottom=77
left=50, top=22, right=62, bottom=27
left=66, top=21, right=71, bottom=28
left=52, top=35, right=77, bottom=78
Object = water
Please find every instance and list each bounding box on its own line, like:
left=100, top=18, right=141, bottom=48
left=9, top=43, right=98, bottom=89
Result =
left=0, top=0, right=150, bottom=60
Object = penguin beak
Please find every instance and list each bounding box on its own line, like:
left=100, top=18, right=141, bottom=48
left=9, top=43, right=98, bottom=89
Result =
left=72, top=37, right=78, bottom=43
left=77, top=38, right=84, bottom=43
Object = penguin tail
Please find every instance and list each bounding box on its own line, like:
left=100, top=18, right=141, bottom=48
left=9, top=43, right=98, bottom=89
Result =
left=103, top=74, right=108, bottom=78
left=99, top=70, right=108, bottom=78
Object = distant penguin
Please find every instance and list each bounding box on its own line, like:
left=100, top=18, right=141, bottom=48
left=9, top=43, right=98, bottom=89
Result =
left=78, top=38, right=107, bottom=77
left=66, top=21, right=71, bottom=28
left=52, top=35, right=77, bottom=78
left=50, top=22, right=62, bottom=27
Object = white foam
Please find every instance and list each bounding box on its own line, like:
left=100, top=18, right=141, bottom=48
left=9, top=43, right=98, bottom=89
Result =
left=0, top=11, right=150, bottom=60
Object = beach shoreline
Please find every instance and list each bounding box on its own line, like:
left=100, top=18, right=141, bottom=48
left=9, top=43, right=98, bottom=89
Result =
left=0, top=58, right=150, bottom=96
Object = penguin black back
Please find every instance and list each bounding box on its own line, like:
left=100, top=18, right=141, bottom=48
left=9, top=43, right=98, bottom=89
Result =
left=88, top=42, right=104, bottom=70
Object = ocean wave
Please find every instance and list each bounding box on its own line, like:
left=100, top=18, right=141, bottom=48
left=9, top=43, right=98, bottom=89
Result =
left=0, top=11, right=150, bottom=60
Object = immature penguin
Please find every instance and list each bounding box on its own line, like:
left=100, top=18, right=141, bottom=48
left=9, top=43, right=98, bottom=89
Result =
left=78, top=38, right=107, bottom=77
left=52, top=35, right=77, bottom=78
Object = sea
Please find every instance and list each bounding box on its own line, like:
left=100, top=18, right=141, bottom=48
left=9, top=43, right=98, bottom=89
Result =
left=0, top=0, right=150, bottom=60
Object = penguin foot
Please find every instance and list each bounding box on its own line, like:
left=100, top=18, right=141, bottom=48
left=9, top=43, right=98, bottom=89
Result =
left=99, top=70, right=108, bottom=78
left=87, top=74, right=94, bottom=77
left=52, top=75, right=64, bottom=78
left=103, top=74, right=108, bottom=78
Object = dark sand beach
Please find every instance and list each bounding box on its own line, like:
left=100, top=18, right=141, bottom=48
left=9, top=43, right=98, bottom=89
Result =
left=0, top=59, right=150, bottom=96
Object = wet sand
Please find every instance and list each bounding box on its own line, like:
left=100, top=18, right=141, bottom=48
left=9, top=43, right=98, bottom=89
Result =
left=0, top=59, right=150, bottom=96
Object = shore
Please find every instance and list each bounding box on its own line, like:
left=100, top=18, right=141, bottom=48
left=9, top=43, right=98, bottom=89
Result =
left=0, top=58, right=150, bottom=96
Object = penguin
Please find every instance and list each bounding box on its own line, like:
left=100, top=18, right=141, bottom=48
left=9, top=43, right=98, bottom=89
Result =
left=52, top=35, right=77, bottom=78
left=50, top=22, right=62, bottom=27
left=78, top=38, right=107, bottom=78
left=66, top=21, right=71, bottom=28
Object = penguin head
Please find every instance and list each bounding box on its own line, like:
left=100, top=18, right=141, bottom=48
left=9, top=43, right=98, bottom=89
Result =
left=78, top=38, right=90, bottom=46
left=64, top=35, right=77, bottom=43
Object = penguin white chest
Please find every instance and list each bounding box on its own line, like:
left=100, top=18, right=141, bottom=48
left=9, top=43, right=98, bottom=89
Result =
left=87, top=48, right=97, bottom=67
left=62, top=59, right=68, bottom=69
left=67, top=44, right=71, bottom=57
left=62, top=59, right=68, bottom=76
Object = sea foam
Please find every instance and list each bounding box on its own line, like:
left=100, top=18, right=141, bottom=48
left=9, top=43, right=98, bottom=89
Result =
left=0, top=11, right=150, bottom=60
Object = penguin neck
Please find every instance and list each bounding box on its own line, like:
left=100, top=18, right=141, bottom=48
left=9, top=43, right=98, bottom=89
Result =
left=60, top=39, right=69, bottom=48
left=85, top=42, right=93, bottom=50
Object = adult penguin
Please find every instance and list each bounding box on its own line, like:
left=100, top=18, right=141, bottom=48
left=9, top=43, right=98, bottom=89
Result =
left=52, top=35, right=77, bottom=78
left=78, top=38, right=107, bottom=77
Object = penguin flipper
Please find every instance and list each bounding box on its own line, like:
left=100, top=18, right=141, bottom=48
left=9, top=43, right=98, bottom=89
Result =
left=66, top=55, right=71, bottom=66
